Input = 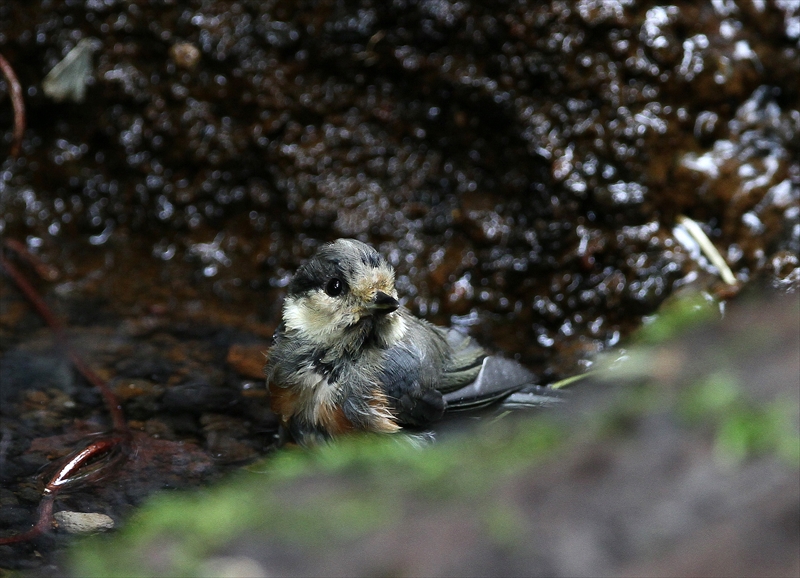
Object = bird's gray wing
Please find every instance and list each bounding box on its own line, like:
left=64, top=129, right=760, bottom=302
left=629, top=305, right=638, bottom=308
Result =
left=379, top=315, right=452, bottom=427
left=381, top=320, right=559, bottom=423
left=437, top=328, right=487, bottom=393
left=443, top=355, right=550, bottom=410
left=379, top=342, right=446, bottom=426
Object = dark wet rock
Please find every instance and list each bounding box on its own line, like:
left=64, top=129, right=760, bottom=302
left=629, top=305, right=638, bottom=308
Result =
left=114, top=354, right=174, bottom=383
left=202, top=414, right=259, bottom=463
left=210, top=327, right=271, bottom=351
left=0, top=463, right=23, bottom=485
left=0, top=548, right=43, bottom=571
left=14, top=486, right=44, bottom=506
left=72, top=386, right=102, bottom=408
left=112, top=378, right=165, bottom=419
left=61, top=297, right=117, bottom=327
left=161, top=381, right=241, bottom=414
left=0, top=506, right=34, bottom=527
left=0, top=490, right=20, bottom=508
left=0, top=349, right=75, bottom=402
left=14, top=452, right=51, bottom=477
left=168, top=323, right=229, bottom=340
left=159, top=412, right=203, bottom=437
left=119, top=433, right=216, bottom=487
left=0, top=431, right=30, bottom=461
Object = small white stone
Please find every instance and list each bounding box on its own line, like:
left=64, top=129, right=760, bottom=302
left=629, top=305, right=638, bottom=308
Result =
left=54, top=511, right=115, bottom=534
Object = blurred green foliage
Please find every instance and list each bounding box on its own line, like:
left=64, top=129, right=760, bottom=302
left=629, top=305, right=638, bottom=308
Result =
left=679, top=372, right=800, bottom=466
left=71, top=418, right=565, bottom=577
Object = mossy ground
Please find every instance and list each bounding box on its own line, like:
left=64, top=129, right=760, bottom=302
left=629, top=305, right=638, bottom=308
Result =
left=69, top=291, right=799, bottom=577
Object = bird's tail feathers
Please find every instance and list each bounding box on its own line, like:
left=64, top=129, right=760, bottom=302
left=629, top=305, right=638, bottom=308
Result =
left=442, top=356, right=564, bottom=411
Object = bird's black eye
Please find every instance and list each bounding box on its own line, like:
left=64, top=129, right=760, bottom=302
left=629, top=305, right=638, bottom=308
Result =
left=325, top=277, right=345, bottom=297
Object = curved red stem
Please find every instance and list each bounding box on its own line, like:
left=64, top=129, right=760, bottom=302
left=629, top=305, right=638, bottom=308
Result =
left=0, top=495, right=54, bottom=545
left=0, top=53, right=25, bottom=157
left=0, top=252, right=129, bottom=433
left=0, top=247, right=132, bottom=544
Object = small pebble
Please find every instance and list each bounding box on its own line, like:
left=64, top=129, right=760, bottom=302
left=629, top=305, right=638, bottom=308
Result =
left=54, top=511, right=115, bottom=534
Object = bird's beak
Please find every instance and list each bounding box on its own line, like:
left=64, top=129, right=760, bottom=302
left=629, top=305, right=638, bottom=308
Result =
left=368, top=291, right=399, bottom=314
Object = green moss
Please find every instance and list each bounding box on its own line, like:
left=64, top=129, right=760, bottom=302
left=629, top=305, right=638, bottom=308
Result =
left=633, top=292, right=718, bottom=345
left=69, top=414, right=569, bottom=576
left=678, top=372, right=741, bottom=420
left=716, top=399, right=800, bottom=466
left=679, top=374, right=800, bottom=466
left=482, top=501, right=527, bottom=549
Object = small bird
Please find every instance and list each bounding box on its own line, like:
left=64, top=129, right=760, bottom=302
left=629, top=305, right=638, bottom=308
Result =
left=266, top=238, right=551, bottom=446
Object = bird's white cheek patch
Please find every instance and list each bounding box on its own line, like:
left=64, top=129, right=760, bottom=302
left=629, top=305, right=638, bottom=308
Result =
left=283, top=297, right=350, bottom=343
left=283, top=300, right=319, bottom=333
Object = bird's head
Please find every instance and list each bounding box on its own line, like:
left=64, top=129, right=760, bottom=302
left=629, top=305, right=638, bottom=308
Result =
left=281, top=239, right=407, bottom=351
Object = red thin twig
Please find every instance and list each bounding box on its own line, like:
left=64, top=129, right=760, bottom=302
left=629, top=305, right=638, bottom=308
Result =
left=0, top=434, right=130, bottom=545
left=44, top=435, right=130, bottom=494
left=2, top=239, right=59, bottom=281
left=0, top=247, right=132, bottom=545
left=0, top=252, right=128, bottom=433
left=0, top=53, right=25, bottom=157
left=0, top=495, right=55, bottom=545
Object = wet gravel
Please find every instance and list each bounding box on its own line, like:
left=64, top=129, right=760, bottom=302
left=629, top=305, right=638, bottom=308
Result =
left=1, top=1, right=796, bottom=367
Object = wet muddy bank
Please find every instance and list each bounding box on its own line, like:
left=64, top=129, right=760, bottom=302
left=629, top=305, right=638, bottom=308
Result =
left=1, top=1, right=797, bottom=370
